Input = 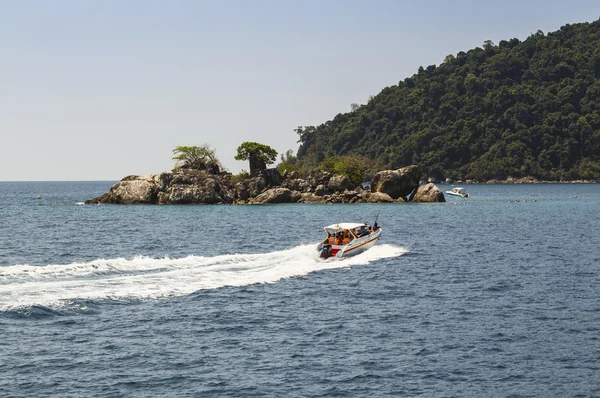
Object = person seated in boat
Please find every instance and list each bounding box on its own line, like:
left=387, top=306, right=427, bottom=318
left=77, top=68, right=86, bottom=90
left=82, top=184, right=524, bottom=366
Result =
left=357, top=224, right=370, bottom=237
left=371, top=222, right=378, bottom=232
left=335, top=232, right=344, bottom=245
left=343, top=231, right=351, bottom=245
left=326, top=234, right=334, bottom=245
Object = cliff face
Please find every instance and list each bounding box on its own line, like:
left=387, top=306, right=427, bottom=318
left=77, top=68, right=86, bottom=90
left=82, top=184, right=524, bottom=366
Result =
left=85, top=166, right=445, bottom=205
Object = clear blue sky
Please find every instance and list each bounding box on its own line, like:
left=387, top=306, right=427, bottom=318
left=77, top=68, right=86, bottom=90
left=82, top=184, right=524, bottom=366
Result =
left=2, top=0, right=599, bottom=180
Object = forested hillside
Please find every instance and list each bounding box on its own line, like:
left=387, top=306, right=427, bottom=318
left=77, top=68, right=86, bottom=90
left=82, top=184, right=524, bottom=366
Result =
left=295, top=19, right=600, bottom=181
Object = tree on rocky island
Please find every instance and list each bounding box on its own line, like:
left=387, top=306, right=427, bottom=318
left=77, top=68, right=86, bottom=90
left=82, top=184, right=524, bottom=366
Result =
left=276, top=149, right=300, bottom=176
left=172, top=144, right=221, bottom=174
left=235, top=142, right=278, bottom=176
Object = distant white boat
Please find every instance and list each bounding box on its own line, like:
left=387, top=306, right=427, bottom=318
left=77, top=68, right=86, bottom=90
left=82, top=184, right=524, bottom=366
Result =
left=446, top=187, right=469, bottom=198
left=316, top=222, right=381, bottom=259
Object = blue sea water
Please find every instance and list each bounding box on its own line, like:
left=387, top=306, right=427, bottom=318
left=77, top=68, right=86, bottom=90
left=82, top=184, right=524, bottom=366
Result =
left=1, top=181, right=599, bottom=397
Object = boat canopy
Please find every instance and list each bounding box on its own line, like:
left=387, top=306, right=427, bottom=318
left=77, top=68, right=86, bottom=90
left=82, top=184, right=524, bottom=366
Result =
left=323, top=223, right=366, bottom=234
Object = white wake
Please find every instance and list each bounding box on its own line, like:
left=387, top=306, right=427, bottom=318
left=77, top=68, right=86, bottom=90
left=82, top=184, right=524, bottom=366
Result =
left=0, top=244, right=406, bottom=310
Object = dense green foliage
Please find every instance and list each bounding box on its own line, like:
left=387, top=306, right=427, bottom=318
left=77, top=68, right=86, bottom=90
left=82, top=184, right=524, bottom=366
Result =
left=318, top=155, right=379, bottom=185
left=235, top=142, right=278, bottom=175
left=172, top=144, right=221, bottom=173
left=296, top=20, right=600, bottom=181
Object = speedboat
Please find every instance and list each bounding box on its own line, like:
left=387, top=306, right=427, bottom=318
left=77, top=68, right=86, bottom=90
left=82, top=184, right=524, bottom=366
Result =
left=446, top=187, right=469, bottom=197
left=316, top=222, right=382, bottom=259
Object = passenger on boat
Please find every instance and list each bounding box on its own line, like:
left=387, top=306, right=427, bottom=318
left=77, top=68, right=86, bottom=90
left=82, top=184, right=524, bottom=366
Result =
left=371, top=222, right=378, bottom=231
left=335, top=233, right=344, bottom=245
left=343, top=232, right=351, bottom=244
left=357, top=225, right=370, bottom=237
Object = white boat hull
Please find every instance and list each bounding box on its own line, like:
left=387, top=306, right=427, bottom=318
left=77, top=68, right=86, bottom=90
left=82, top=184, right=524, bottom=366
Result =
left=316, top=228, right=382, bottom=259
left=446, top=188, right=468, bottom=198
left=446, top=191, right=467, bottom=197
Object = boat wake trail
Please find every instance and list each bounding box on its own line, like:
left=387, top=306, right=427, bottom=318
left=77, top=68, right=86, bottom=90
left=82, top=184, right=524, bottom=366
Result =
left=0, top=244, right=406, bottom=311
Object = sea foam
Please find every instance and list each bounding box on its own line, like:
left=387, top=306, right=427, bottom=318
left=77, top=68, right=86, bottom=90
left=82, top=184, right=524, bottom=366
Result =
left=0, top=244, right=406, bottom=310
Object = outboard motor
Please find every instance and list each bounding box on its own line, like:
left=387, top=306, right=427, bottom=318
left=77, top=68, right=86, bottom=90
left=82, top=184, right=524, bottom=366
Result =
left=320, top=244, right=332, bottom=259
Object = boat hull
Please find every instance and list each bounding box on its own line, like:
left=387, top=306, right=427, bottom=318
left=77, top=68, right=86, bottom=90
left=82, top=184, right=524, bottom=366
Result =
left=446, top=191, right=468, bottom=198
left=446, top=188, right=468, bottom=198
left=316, top=228, right=382, bottom=259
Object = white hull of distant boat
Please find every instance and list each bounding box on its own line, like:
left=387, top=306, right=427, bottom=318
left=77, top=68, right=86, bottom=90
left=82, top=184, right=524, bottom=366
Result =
left=446, top=187, right=469, bottom=197
left=316, top=222, right=382, bottom=259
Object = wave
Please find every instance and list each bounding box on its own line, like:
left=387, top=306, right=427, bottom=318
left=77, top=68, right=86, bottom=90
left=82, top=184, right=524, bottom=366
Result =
left=0, top=244, right=406, bottom=311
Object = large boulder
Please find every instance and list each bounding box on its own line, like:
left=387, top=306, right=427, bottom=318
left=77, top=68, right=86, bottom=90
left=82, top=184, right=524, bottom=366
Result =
left=282, top=178, right=312, bottom=192
left=259, top=168, right=282, bottom=187
left=314, top=184, right=328, bottom=196
left=328, top=175, right=353, bottom=193
left=234, top=182, right=249, bottom=201
left=159, top=170, right=232, bottom=204
left=306, top=169, right=332, bottom=187
left=371, top=165, right=421, bottom=200
left=241, top=176, right=267, bottom=198
left=160, top=177, right=232, bottom=204
left=85, top=174, right=163, bottom=204
left=411, top=183, right=446, bottom=203
left=252, top=188, right=295, bottom=204
left=297, top=192, right=327, bottom=204
left=367, top=192, right=395, bottom=203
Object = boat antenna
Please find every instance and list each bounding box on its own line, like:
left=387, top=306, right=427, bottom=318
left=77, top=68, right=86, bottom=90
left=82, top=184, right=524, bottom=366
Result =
left=373, top=210, right=380, bottom=226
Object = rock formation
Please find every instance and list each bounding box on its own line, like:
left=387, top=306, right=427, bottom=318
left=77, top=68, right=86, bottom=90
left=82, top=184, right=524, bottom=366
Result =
left=158, top=171, right=232, bottom=204
left=327, top=175, right=352, bottom=193
left=85, top=174, right=164, bottom=204
left=370, top=165, right=421, bottom=200
left=366, top=192, right=396, bottom=203
left=86, top=164, right=446, bottom=205
left=411, top=183, right=446, bottom=203
left=297, top=192, right=327, bottom=204
left=252, top=188, right=296, bottom=204
left=85, top=169, right=233, bottom=205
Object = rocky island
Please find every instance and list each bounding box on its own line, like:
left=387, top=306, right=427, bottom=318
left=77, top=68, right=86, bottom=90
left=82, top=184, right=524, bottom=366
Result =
left=85, top=165, right=445, bottom=205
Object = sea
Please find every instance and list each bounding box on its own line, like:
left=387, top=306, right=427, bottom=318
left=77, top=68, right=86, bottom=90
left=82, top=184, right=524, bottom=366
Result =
left=0, top=181, right=599, bottom=397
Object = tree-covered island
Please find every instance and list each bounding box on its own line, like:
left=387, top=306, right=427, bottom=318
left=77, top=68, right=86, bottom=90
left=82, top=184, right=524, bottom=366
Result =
left=295, top=19, right=600, bottom=182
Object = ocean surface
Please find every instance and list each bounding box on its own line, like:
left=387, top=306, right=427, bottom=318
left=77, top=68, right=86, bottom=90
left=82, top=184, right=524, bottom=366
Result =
left=1, top=181, right=599, bottom=397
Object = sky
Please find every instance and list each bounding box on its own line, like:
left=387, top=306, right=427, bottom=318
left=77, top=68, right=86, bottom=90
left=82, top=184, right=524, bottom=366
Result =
left=1, top=0, right=600, bottom=181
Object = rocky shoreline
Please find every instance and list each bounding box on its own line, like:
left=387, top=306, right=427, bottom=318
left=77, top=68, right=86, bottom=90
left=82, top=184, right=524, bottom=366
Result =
left=439, top=176, right=599, bottom=184
left=85, top=165, right=446, bottom=205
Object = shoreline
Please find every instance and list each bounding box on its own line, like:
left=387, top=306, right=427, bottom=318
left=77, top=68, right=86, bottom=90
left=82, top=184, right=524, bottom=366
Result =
left=436, top=179, right=599, bottom=185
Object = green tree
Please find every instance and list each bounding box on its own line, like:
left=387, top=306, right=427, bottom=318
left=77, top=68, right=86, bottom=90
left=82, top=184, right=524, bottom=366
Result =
left=235, top=142, right=278, bottom=176
left=276, top=149, right=300, bottom=175
left=172, top=144, right=221, bottom=173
